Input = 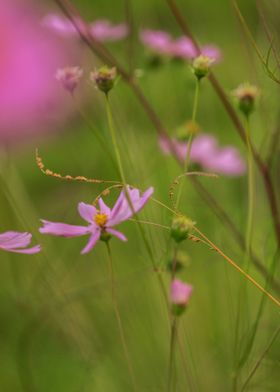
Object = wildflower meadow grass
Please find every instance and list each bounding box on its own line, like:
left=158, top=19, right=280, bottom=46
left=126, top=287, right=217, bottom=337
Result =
left=1, top=0, right=280, bottom=391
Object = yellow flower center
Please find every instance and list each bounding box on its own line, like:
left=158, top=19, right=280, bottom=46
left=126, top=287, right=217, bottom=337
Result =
left=94, top=212, right=108, bottom=227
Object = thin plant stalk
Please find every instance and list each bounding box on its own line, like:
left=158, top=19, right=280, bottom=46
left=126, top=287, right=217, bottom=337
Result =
left=175, top=79, right=200, bottom=210
left=168, top=316, right=178, bottom=392
left=105, top=241, right=137, bottom=391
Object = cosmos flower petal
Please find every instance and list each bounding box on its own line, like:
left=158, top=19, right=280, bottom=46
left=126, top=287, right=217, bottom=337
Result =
left=78, top=202, right=96, bottom=223
left=108, top=187, right=154, bottom=226
left=98, top=198, right=111, bottom=215
left=81, top=230, right=101, bottom=254
left=5, top=245, right=42, bottom=254
left=106, top=228, right=127, bottom=242
left=0, top=231, right=32, bottom=249
left=39, top=220, right=90, bottom=237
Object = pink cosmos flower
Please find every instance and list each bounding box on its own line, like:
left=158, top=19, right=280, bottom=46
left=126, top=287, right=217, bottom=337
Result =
left=39, top=187, right=154, bottom=254
left=140, top=29, right=221, bottom=63
left=170, top=279, right=193, bottom=306
left=0, top=231, right=41, bottom=254
left=43, top=14, right=128, bottom=42
left=90, top=20, right=128, bottom=42
left=159, top=133, right=246, bottom=176
left=56, top=66, right=83, bottom=93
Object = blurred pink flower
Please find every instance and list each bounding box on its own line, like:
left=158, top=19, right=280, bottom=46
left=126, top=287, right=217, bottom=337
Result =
left=43, top=13, right=128, bottom=42
left=39, top=186, right=154, bottom=254
left=140, top=29, right=221, bottom=62
left=140, top=30, right=174, bottom=55
left=159, top=133, right=246, bottom=176
left=0, top=1, right=77, bottom=143
left=56, top=66, right=83, bottom=94
left=170, top=279, right=193, bottom=306
left=42, top=13, right=86, bottom=37
left=90, top=20, right=128, bottom=42
left=0, top=231, right=41, bottom=254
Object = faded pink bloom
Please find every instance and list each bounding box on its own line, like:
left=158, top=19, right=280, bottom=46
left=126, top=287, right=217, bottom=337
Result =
left=39, top=187, right=154, bottom=254
left=140, top=29, right=174, bottom=55
left=0, top=231, right=41, bottom=254
left=159, top=133, right=246, bottom=176
left=0, top=1, right=77, bottom=143
left=170, top=279, right=193, bottom=306
left=56, top=66, right=83, bottom=93
left=140, top=29, right=221, bottom=63
left=43, top=13, right=128, bottom=42
left=90, top=20, right=128, bottom=42
left=42, top=14, right=86, bottom=37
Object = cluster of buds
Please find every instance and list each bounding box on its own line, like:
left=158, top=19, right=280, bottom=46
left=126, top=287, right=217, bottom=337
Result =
left=170, top=278, right=193, bottom=316
left=192, top=54, right=214, bottom=80
left=55, top=65, right=118, bottom=95
left=232, top=82, right=260, bottom=117
left=171, top=215, right=195, bottom=243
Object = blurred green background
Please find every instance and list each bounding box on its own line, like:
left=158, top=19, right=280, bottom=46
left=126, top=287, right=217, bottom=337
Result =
left=1, top=0, right=280, bottom=391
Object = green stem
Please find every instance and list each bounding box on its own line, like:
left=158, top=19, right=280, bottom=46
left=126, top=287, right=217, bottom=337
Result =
left=73, top=95, right=118, bottom=173
left=245, top=116, right=254, bottom=267
left=105, top=241, right=137, bottom=391
left=175, top=78, right=200, bottom=210
left=168, top=317, right=178, bottom=392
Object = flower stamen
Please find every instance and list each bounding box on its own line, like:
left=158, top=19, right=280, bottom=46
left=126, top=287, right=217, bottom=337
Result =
left=94, top=212, right=108, bottom=227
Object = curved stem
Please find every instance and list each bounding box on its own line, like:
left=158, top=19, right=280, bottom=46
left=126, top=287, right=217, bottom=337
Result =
left=105, top=242, right=137, bottom=391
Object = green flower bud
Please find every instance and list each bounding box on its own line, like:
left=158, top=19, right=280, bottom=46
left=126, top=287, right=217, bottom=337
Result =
left=91, top=66, right=117, bottom=94
left=100, top=231, right=112, bottom=242
left=171, top=216, right=195, bottom=243
left=232, top=83, right=260, bottom=117
left=192, top=55, right=214, bottom=80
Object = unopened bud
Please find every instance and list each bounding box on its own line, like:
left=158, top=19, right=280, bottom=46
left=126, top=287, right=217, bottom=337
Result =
left=90, top=66, right=117, bottom=94
left=232, top=83, right=260, bottom=117
left=55, top=66, right=83, bottom=94
left=171, top=215, right=194, bottom=243
left=170, top=279, right=193, bottom=316
left=192, top=55, right=214, bottom=80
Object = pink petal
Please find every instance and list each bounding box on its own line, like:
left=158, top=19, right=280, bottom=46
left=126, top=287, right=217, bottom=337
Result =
left=98, top=198, right=111, bottom=215
left=106, top=228, right=127, bottom=242
left=6, top=245, right=41, bottom=254
left=39, top=220, right=90, bottom=237
left=0, top=231, right=32, bottom=249
left=201, top=45, right=222, bottom=63
left=108, top=187, right=154, bottom=226
left=78, top=202, right=96, bottom=223
left=81, top=230, right=100, bottom=254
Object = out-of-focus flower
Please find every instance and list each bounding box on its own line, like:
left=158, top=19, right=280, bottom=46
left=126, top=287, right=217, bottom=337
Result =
left=140, top=30, right=174, bottom=55
left=90, top=66, right=117, bottom=94
left=0, top=231, right=41, bottom=254
left=56, top=66, right=83, bottom=94
left=140, top=29, right=221, bottom=63
left=192, top=55, right=214, bottom=80
left=39, top=186, right=154, bottom=254
left=170, top=279, right=193, bottom=315
left=0, top=1, right=77, bottom=143
left=43, top=13, right=128, bottom=42
left=232, top=83, right=260, bottom=117
left=159, top=133, right=246, bottom=176
left=42, top=14, right=86, bottom=37
left=90, top=20, right=128, bottom=42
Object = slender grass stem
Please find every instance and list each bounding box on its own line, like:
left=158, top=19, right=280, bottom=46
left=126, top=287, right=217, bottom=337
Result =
left=168, top=316, right=178, bottom=392
left=175, top=79, right=200, bottom=210
left=105, top=241, right=137, bottom=391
